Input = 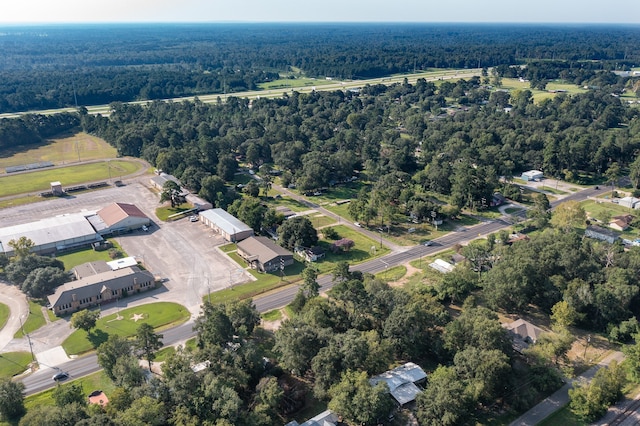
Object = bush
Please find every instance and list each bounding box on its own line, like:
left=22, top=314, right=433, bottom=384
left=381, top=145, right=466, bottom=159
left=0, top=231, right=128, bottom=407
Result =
left=108, top=248, right=123, bottom=259
left=323, top=227, right=339, bottom=240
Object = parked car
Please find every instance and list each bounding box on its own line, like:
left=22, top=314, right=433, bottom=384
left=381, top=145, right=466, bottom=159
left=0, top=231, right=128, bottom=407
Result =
left=52, top=371, right=69, bottom=381
left=354, top=222, right=362, bottom=227
left=190, top=216, right=198, bottom=222
left=423, top=241, right=433, bottom=246
left=142, top=225, right=149, bottom=232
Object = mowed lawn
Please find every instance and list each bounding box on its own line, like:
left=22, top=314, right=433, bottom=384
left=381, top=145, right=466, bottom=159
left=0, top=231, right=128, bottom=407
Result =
left=0, top=160, right=140, bottom=197
left=0, top=302, right=9, bottom=330
left=0, top=132, right=117, bottom=171
left=24, top=370, right=116, bottom=411
left=62, top=302, right=190, bottom=356
left=0, top=351, right=33, bottom=378
left=55, top=240, right=126, bottom=271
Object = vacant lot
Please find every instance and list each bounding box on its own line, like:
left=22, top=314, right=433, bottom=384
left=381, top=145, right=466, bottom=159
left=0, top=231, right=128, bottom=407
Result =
left=0, top=132, right=117, bottom=172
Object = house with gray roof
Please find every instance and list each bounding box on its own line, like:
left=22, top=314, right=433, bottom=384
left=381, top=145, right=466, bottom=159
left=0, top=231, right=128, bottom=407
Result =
left=369, top=362, right=427, bottom=406
left=503, top=318, right=544, bottom=353
left=48, top=266, right=155, bottom=316
left=199, top=208, right=254, bottom=242
left=236, top=236, right=293, bottom=272
left=585, top=225, right=620, bottom=244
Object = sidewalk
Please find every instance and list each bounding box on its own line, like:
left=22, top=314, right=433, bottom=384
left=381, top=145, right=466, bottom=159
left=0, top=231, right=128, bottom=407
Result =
left=509, top=351, right=625, bottom=426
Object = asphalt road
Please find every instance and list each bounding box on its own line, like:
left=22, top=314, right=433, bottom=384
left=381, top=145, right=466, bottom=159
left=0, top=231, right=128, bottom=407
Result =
left=20, top=217, right=508, bottom=395
left=20, top=185, right=596, bottom=396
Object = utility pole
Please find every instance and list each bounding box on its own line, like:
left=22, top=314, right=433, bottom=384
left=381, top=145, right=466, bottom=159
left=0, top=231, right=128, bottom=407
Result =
left=19, top=315, right=35, bottom=362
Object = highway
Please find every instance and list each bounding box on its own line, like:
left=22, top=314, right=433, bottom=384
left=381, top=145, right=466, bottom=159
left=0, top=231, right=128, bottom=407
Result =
left=0, top=69, right=481, bottom=119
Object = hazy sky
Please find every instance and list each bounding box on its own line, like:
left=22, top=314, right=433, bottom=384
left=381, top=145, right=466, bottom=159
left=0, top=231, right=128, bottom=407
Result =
left=2, top=0, right=638, bottom=24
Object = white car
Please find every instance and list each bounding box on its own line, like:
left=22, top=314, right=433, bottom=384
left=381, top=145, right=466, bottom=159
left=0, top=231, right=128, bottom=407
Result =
left=142, top=225, right=149, bottom=232
left=354, top=222, right=362, bottom=228
left=189, top=216, right=198, bottom=222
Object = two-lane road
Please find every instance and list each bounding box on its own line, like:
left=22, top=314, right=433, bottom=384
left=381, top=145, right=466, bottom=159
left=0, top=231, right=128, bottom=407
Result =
left=21, top=185, right=596, bottom=395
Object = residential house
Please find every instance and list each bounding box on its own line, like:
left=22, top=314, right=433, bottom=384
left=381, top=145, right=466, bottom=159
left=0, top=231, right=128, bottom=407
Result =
left=503, top=318, right=544, bottom=353
left=295, top=246, right=326, bottom=262
left=609, top=214, right=634, bottom=232
left=369, top=362, right=428, bottom=406
left=236, top=236, right=293, bottom=272
left=585, top=225, right=620, bottom=244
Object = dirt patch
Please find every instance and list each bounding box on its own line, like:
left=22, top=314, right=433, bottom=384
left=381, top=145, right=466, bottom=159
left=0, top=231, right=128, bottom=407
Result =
left=261, top=308, right=289, bottom=332
left=388, top=262, right=421, bottom=287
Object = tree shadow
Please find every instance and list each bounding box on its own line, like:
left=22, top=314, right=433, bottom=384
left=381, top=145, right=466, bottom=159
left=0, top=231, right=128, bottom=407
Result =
left=87, top=329, right=109, bottom=348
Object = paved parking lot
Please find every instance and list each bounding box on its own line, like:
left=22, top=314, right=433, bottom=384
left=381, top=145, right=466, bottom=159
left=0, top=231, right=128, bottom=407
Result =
left=0, top=182, right=252, bottom=315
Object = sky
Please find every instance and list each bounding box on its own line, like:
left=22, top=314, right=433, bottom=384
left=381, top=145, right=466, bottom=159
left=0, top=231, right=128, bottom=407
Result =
left=2, top=0, right=639, bottom=24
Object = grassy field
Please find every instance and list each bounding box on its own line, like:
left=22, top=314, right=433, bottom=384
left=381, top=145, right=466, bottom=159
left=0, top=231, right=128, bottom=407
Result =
left=24, top=370, right=117, bottom=411
left=500, top=78, right=588, bottom=103
left=0, top=194, right=43, bottom=209
left=0, top=132, right=117, bottom=172
left=55, top=240, right=126, bottom=271
left=0, top=351, right=32, bottom=378
left=0, top=302, right=9, bottom=330
left=538, top=405, right=584, bottom=426
left=257, top=77, right=334, bottom=90
left=14, top=300, right=48, bottom=338
left=155, top=202, right=196, bottom=221
left=62, top=302, right=190, bottom=355
left=375, top=265, right=407, bottom=282
left=0, top=160, right=140, bottom=197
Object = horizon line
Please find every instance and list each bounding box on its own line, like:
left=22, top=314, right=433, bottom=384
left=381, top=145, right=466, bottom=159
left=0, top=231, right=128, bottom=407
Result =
left=1, top=21, right=639, bottom=26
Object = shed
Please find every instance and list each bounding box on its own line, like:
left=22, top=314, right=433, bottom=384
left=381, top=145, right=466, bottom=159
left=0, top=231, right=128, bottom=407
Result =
left=429, top=258, right=455, bottom=274
left=521, top=170, right=544, bottom=181
left=50, top=181, right=63, bottom=196
left=199, top=209, right=254, bottom=242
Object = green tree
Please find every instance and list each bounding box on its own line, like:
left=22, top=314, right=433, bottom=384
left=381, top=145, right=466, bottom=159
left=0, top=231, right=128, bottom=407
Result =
left=96, top=334, right=134, bottom=381
left=605, top=162, right=621, bottom=196
left=0, top=378, right=25, bottom=421
left=550, top=300, right=582, bottom=329
left=528, top=193, right=551, bottom=228
left=569, top=361, right=625, bottom=422
left=225, top=299, right=260, bottom=338
left=70, top=309, right=101, bottom=332
left=194, top=301, right=234, bottom=349
left=53, top=382, right=86, bottom=407
left=443, top=306, right=512, bottom=355
left=550, top=200, right=586, bottom=232
left=8, top=236, right=34, bottom=259
left=623, top=333, right=640, bottom=381
left=277, top=216, right=318, bottom=250
left=416, top=365, right=472, bottom=426
left=301, top=264, right=320, bottom=298
left=134, top=323, right=163, bottom=370
left=20, top=266, right=68, bottom=298
left=159, top=180, right=183, bottom=208
left=454, top=347, right=511, bottom=403
left=274, top=317, right=330, bottom=376
left=198, top=175, right=227, bottom=206
left=116, top=395, right=166, bottom=426
left=328, top=370, right=393, bottom=426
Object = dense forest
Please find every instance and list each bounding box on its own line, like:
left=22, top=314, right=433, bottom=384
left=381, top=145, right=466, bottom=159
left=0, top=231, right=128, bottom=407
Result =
left=0, top=23, right=639, bottom=112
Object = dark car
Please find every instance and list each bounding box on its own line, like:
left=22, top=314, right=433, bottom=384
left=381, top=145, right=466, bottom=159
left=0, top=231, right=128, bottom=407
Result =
left=52, top=371, right=69, bottom=381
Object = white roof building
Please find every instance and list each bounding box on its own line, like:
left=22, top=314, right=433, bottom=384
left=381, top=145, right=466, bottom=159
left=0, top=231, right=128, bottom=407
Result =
left=0, top=213, right=101, bottom=255
left=521, top=170, right=544, bottom=181
left=199, top=208, right=254, bottom=242
left=429, top=258, right=455, bottom=274
left=369, top=362, right=427, bottom=406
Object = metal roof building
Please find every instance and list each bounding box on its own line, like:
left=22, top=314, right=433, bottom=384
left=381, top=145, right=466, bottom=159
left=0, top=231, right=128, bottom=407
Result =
left=0, top=213, right=101, bottom=256
left=199, top=208, right=254, bottom=242
left=369, top=362, right=427, bottom=406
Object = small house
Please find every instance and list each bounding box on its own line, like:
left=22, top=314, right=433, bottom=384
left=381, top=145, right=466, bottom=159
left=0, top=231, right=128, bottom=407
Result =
left=503, top=318, right=544, bottom=353
left=585, top=225, right=620, bottom=244
left=295, top=246, right=326, bottom=262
